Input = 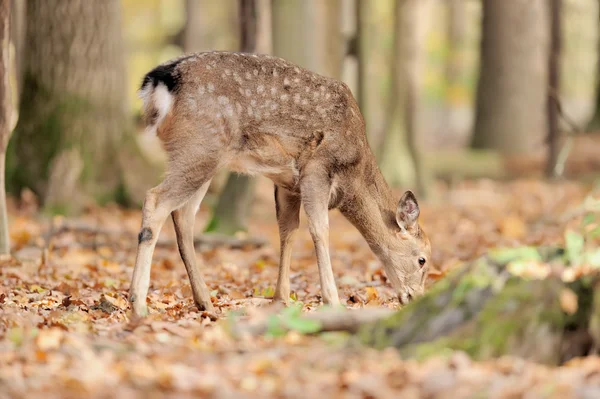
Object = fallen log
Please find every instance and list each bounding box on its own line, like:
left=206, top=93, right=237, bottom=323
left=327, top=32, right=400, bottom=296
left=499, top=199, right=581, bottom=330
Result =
left=234, top=246, right=600, bottom=366
left=361, top=249, right=599, bottom=365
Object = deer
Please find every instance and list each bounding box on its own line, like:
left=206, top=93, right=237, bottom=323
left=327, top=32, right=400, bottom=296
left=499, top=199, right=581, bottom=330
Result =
left=129, top=51, right=431, bottom=318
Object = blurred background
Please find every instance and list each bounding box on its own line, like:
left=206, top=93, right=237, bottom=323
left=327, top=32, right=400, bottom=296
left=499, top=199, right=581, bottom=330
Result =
left=5, top=0, right=600, bottom=233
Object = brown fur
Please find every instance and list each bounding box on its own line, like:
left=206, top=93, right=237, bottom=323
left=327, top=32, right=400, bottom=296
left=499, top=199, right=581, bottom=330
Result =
left=129, top=52, right=431, bottom=317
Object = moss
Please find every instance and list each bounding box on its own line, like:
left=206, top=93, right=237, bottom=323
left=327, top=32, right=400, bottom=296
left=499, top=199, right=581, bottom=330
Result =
left=8, top=73, right=134, bottom=212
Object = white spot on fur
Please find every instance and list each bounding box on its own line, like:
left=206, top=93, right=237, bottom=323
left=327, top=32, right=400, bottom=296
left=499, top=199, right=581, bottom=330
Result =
left=293, top=78, right=300, bottom=83
left=245, top=89, right=252, bottom=97
left=218, top=96, right=230, bottom=105
left=301, top=99, right=308, bottom=105
left=257, top=85, right=264, bottom=94
left=325, top=93, right=331, bottom=100
left=273, top=69, right=279, bottom=77
left=199, top=86, right=206, bottom=95
left=280, top=94, right=289, bottom=101
left=294, top=67, right=300, bottom=74
left=251, top=99, right=257, bottom=106
left=245, top=72, right=252, bottom=80
left=293, top=94, right=300, bottom=104
left=283, top=78, right=290, bottom=86
left=271, top=87, right=277, bottom=95
left=208, top=83, right=215, bottom=93
left=270, top=103, right=278, bottom=111
left=206, top=65, right=212, bottom=70
left=225, top=104, right=234, bottom=117
left=225, top=69, right=232, bottom=76
left=305, top=87, right=310, bottom=93
left=253, top=69, right=258, bottom=76
left=261, top=66, right=267, bottom=73
left=236, top=103, right=243, bottom=113
left=247, top=107, right=253, bottom=116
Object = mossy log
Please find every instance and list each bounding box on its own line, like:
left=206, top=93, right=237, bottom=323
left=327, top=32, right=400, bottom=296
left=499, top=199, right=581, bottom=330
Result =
left=359, top=251, right=598, bottom=365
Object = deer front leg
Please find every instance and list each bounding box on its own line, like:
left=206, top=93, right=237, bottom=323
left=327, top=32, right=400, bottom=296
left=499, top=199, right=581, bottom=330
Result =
left=171, top=180, right=214, bottom=312
left=273, top=185, right=301, bottom=304
left=300, top=172, right=340, bottom=306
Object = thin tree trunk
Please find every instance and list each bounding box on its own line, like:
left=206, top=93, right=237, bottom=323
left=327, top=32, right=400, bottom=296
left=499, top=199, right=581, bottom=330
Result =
left=0, top=0, right=10, bottom=255
left=206, top=0, right=271, bottom=235
left=472, top=0, right=549, bottom=154
left=546, top=0, right=562, bottom=177
left=379, top=0, right=424, bottom=190
left=355, top=0, right=367, bottom=126
left=272, top=0, right=343, bottom=79
left=9, top=0, right=23, bottom=96
left=183, top=0, right=239, bottom=53
left=589, top=9, right=600, bottom=131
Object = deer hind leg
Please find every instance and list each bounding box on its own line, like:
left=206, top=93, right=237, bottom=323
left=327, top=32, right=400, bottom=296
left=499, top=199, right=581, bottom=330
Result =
left=129, top=171, right=214, bottom=318
left=300, top=168, right=340, bottom=306
left=273, top=185, right=301, bottom=304
left=171, top=180, right=214, bottom=312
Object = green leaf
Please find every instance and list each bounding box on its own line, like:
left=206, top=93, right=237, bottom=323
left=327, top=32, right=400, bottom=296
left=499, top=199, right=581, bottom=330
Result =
left=489, top=246, right=541, bottom=264
left=586, top=249, right=600, bottom=268
left=565, top=229, right=585, bottom=265
left=265, top=315, right=287, bottom=337
left=583, top=212, right=596, bottom=226
left=284, top=316, right=322, bottom=334
left=589, top=227, right=600, bottom=239
left=261, top=287, right=275, bottom=298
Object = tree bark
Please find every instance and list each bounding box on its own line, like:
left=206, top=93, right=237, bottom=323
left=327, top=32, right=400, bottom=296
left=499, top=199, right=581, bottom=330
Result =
left=472, top=0, right=549, bottom=154
left=183, top=0, right=239, bottom=53
left=546, top=0, right=562, bottom=177
left=206, top=0, right=271, bottom=235
left=7, top=0, right=159, bottom=213
left=9, top=0, right=23, bottom=96
left=355, top=0, right=367, bottom=115
left=589, top=9, right=600, bottom=131
left=379, top=0, right=426, bottom=192
left=0, top=0, right=10, bottom=255
left=272, top=0, right=343, bottom=79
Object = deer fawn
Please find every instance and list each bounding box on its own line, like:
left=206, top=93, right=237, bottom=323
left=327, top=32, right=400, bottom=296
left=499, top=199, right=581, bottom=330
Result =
left=129, top=51, right=431, bottom=317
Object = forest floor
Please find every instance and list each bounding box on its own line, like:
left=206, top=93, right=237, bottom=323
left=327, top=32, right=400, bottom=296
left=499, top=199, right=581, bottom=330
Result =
left=2, top=176, right=600, bottom=398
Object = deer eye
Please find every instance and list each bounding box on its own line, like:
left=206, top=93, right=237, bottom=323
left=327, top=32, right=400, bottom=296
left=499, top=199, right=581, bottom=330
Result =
left=418, top=257, right=426, bottom=267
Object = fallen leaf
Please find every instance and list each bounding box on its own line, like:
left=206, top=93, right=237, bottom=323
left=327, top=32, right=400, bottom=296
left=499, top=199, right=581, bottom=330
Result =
left=560, top=288, right=578, bottom=315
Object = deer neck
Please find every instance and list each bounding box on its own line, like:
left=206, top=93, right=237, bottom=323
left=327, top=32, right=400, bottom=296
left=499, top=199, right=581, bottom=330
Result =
left=338, top=155, right=397, bottom=260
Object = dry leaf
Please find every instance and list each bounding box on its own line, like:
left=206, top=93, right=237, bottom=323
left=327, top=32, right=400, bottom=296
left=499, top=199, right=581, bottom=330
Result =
left=560, top=288, right=578, bottom=315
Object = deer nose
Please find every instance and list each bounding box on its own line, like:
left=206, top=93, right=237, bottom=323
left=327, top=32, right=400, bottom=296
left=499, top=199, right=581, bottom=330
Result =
left=399, top=292, right=412, bottom=305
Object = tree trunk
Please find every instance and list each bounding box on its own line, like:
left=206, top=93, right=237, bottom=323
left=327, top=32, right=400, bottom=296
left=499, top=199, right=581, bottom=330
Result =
left=546, top=0, right=562, bottom=177
left=589, top=9, right=600, bottom=131
left=359, top=249, right=597, bottom=365
left=7, top=0, right=159, bottom=213
left=355, top=0, right=367, bottom=116
left=272, top=0, right=343, bottom=79
left=183, top=0, right=239, bottom=53
left=472, top=0, right=549, bottom=154
left=205, top=0, right=271, bottom=235
left=0, top=0, right=10, bottom=255
left=379, top=0, right=426, bottom=192
left=9, top=0, right=24, bottom=96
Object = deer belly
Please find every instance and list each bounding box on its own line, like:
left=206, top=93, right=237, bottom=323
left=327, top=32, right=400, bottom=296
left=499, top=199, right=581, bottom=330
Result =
left=227, top=156, right=299, bottom=191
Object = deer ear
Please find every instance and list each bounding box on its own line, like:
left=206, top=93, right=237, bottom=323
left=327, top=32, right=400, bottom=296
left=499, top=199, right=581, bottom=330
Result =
left=396, top=190, right=420, bottom=231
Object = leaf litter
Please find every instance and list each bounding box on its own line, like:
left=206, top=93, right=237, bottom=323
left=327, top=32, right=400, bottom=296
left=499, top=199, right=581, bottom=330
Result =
left=1, top=178, right=600, bottom=397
